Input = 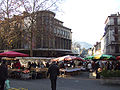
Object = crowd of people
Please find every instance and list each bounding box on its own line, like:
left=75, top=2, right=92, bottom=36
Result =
left=85, top=60, right=120, bottom=79
left=86, top=60, right=120, bottom=71
left=0, top=60, right=59, bottom=90
left=55, top=60, right=84, bottom=69
left=0, top=57, right=120, bottom=90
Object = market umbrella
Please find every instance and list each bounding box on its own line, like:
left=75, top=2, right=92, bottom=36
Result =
left=0, top=51, right=29, bottom=57
left=73, top=56, right=85, bottom=61
left=93, top=54, right=102, bottom=59
left=64, top=55, right=76, bottom=61
left=93, top=54, right=116, bottom=60
left=116, top=56, right=120, bottom=60
left=64, top=56, right=85, bottom=61
left=51, top=55, right=84, bottom=62
left=51, top=55, right=69, bottom=62
left=84, top=56, right=94, bottom=60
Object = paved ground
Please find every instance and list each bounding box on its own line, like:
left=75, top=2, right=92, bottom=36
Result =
left=9, top=72, right=120, bottom=90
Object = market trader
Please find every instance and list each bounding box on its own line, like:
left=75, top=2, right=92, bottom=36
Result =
left=47, top=61, right=60, bottom=90
left=0, top=61, right=8, bottom=90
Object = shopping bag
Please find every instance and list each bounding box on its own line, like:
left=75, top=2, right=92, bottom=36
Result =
left=5, top=79, right=10, bottom=90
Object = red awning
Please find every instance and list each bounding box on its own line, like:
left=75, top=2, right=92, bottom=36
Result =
left=0, top=51, right=29, bottom=57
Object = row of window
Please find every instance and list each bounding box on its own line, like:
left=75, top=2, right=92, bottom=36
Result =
left=54, top=28, right=70, bottom=38
left=107, top=17, right=120, bottom=25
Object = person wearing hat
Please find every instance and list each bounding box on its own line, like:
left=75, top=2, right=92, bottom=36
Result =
left=47, top=61, right=60, bottom=90
left=0, top=61, right=8, bottom=90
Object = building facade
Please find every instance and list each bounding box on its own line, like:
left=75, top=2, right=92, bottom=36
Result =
left=92, top=42, right=101, bottom=55
left=0, top=10, right=72, bottom=57
left=104, top=13, right=120, bottom=56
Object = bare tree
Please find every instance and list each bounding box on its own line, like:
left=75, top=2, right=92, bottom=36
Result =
left=0, top=0, right=24, bottom=50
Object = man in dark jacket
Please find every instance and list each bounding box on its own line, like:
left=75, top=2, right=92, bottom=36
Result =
left=0, top=61, right=8, bottom=90
left=47, top=61, right=60, bottom=90
left=94, top=62, right=100, bottom=79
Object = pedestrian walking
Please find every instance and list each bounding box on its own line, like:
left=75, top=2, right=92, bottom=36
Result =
left=0, top=61, right=8, bottom=90
left=94, top=62, right=100, bottom=79
left=47, top=61, right=60, bottom=90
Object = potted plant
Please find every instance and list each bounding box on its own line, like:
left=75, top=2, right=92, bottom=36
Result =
left=100, top=69, right=120, bottom=78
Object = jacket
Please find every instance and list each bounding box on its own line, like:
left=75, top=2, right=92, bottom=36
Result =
left=47, top=64, right=59, bottom=80
left=0, top=64, right=8, bottom=81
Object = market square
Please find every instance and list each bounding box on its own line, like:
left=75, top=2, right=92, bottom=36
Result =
left=9, top=72, right=120, bottom=90
left=0, top=0, right=120, bottom=90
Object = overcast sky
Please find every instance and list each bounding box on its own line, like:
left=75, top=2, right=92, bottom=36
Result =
left=56, top=0, right=120, bottom=45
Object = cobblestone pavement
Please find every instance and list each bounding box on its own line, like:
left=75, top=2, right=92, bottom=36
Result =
left=9, top=72, right=120, bottom=90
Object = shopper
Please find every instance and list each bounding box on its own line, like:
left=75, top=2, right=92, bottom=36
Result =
left=0, top=61, right=8, bottom=90
left=94, top=62, right=100, bottom=79
left=47, top=61, right=60, bottom=90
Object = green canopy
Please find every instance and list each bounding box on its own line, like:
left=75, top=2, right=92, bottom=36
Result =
left=93, top=54, right=116, bottom=60
left=100, top=54, right=116, bottom=60
left=85, top=54, right=116, bottom=61
left=84, top=56, right=94, bottom=60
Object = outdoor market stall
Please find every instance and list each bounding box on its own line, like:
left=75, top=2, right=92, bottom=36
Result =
left=6, top=57, right=50, bottom=79
left=60, top=68, right=81, bottom=77
left=0, top=51, right=52, bottom=80
left=85, top=54, right=120, bottom=79
left=15, top=57, right=52, bottom=79
left=0, top=51, right=29, bottom=79
left=51, top=55, right=86, bottom=77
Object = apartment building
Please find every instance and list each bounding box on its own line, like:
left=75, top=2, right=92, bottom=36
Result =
left=104, top=13, right=120, bottom=56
